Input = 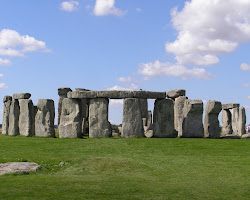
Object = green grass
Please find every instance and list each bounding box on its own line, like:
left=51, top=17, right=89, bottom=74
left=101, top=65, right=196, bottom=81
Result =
left=0, top=135, right=249, bottom=200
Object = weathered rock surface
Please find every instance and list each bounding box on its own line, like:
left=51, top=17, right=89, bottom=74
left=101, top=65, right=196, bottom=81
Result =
left=222, top=103, right=239, bottom=110
left=174, top=96, right=187, bottom=136
left=238, top=107, right=246, bottom=136
left=19, top=99, right=35, bottom=137
left=153, top=99, right=175, bottom=138
left=145, top=130, right=153, bottom=138
left=147, top=110, right=153, bottom=130
left=140, top=98, right=148, bottom=119
left=59, top=98, right=82, bottom=138
left=181, top=99, right=204, bottom=138
left=8, top=99, right=20, bottom=136
left=222, top=109, right=232, bottom=135
left=35, top=99, right=55, bottom=137
left=166, top=89, right=186, bottom=99
left=2, top=99, right=12, bottom=135
left=204, top=101, right=222, bottom=138
left=122, top=98, right=144, bottom=138
left=220, top=135, right=241, bottom=139
left=232, top=108, right=239, bottom=135
left=89, top=98, right=111, bottom=138
left=242, top=133, right=250, bottom=139
left=3, top=95, right=12, bottom=103
left=58, top=87, right=72, bottom=126
left=68, top=90, right=166, bottom=99
left=13, top=93, right=31, bottom=99
left=0, top=162, right=40, bottom=175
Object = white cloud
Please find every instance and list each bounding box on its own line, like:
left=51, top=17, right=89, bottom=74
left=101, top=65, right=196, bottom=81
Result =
left=138, top=60, right=212, bottom=80
left=117, top=76, right=136, bottom=83
left=0, top=58, right=11, bottom=66
left=166, top=0, right=250, bottom=66
left=248, top=96, right=250, bottom=100
left=242, top=83, right=250, bottom=87
left=0, top=83, right=7, bottom=88
left=107, top=83, right=138, bottom=91
left=0, top=74, right=3, bottom=77
left=109, top=99, right=123, bottom=108
left=240, top=63, right=250, bottom=71
left=93, top=0, right=126, bottom=16
left=136, top=8, right=142, bottom=12
left=60, top=1, right=79, bottom=12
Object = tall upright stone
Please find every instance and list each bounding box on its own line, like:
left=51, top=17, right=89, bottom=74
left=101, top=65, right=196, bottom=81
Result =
left=140, top=98, right=148, bottom=119
left=35, top=99, right=55, bottom=137
left=89, top=98, right=111, bottom=138
left=147, top=110, right=152, bottom=130
left=59, top=98, right=82, bottom=138
left=181, top=99, right=204, bottom=138
left=19, top=99, right=35, bottom=137
left=153, top=99, right=175, bottom=138
left=8, top=99, right=20, bottom=136
left=222, top=109, right=232, bottom=135
left=58, top=87, right=72, bottom=126
left=174, top=96, right=187, bottom=136
left=232, top=107, right=239, bottom=135
left=204, top=101, right=222, bottom=138
left=238, top=107, right=246, bottom=136
left=2, top=96, right=12, bottom=135
left=122, top=98, right=144, bottom=138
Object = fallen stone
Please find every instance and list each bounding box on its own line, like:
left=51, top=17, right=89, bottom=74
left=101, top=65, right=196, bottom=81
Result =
left=145, top=130, right=153, bottom=138
left=8, top=99, right=20, bottom=136
left=166, top=89, right=186, bottom=99
left=3, top=95, right=12, bottom=103
left=122, top=98, right=144, bottom=138
left=0, top=162, right=40, bottom=175
left=59, top=98, right=82, bottom=138
left=222, top=103, right=240, bottom=110
left=35, top=99, right=55, bottom=137
left=68, top=90, right=166, bottom=99
left=19, top=99, right=35, bottom=137
left=13, top=93, right=31, bottom=99
left=174, top=96, right=187, bottom=136
left=222, top=109, right=232, bottom=136
left=58, top=87, right=72, bottom=126
left=2, top=99, right=11, bottom=135
left=204, top=101, right=222, bottom=138
left=153, top=99, right=175, bottom=138
left=238, top=107, right=246, bottom=136
left=220, top=135, right=241, bottom=139
left=89, top=98, right=111, bottom=138
left=181, top=99, right=204, bottom=138
left=242, top=133, right=250, bottom=139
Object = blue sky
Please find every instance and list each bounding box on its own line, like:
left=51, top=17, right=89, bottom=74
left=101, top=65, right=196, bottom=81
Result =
left=0, top=0, right=250, bottom=125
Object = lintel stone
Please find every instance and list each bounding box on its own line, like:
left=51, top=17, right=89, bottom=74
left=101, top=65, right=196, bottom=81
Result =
left=166, top=89, right=186, bottom=99
left=3, top=96, right=12, bottom=103
left=13, top=93, right=31, bottom=99
left=222, top=103, right=240, bottom=110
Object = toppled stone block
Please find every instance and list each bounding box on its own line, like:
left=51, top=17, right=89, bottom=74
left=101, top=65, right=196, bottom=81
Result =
left=167, top=89, right=186, bottom=99
left=89, top=98, right=111, bottom=138
left=222, top=110, right=232, bottom=136
left=8, top=99, right=20, bottom=136
left=174, top=96, right=187, bottom=136
left=222, top=103, right=240, bottom=110
left=13, top=93, right=31, bottom=99
left=3, top=95, right=12, bottom=103
left=35, top=99, right=55, bottom=137
left=242, top=133, right=250, bottom=139
left=2, top=99, right=12, bottom=135
left=59, top=98, right=82, bottom=138
left=122, top=98, right=144, bottom=138
left=0, top=162, right=40, bottom=175
left=19, top=99, right=35, bottom=137
left=204, top=101, right=222, bottom=138
left=181, top=99, right=204, bottom=138
left=220, top=135, right=241, bottom=139
left=153, top=99, right=175, bottom=138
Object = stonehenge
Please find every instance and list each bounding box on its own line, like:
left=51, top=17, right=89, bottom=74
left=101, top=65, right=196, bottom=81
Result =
left=1, top=88, right=248, bottom=139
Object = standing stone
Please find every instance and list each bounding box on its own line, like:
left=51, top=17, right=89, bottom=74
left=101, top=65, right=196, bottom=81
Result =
left=35, top=99, right=55, bottom=137
left=8, top=99, right=20, bottom=136
left=232, top=108, right=239, bottom=135
left=204, top=101, right=222, bottom=138
left=181, top=99, right=204, bottom=138
left=153, top=99, right=175, bottom=138
left=2, top=96, right=12, bottom=135
left=59, top=98, right=82, bottom=138
left=58, top=87, right=72, bottom=126
left=19, top=99, right=35, bottom=137
left=89, top=98, right=111, bottom=138
left=174, top=96, right=187, bottom=136
left=122, top=98, right=144, bottom=138
left=222, top=109, right=232, bottom=136
left=139, top=98, right=148, bottom=119
left=147, top=110, right=152, bottom=130
left=238, top=107, right=246, bottom=136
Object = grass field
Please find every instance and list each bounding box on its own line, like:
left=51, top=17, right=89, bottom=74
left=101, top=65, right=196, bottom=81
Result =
left=0, top=135, right=249, bottom=200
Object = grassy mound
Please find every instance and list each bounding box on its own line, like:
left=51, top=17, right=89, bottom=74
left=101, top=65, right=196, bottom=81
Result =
left=0, top=135, right=249, bottom=200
